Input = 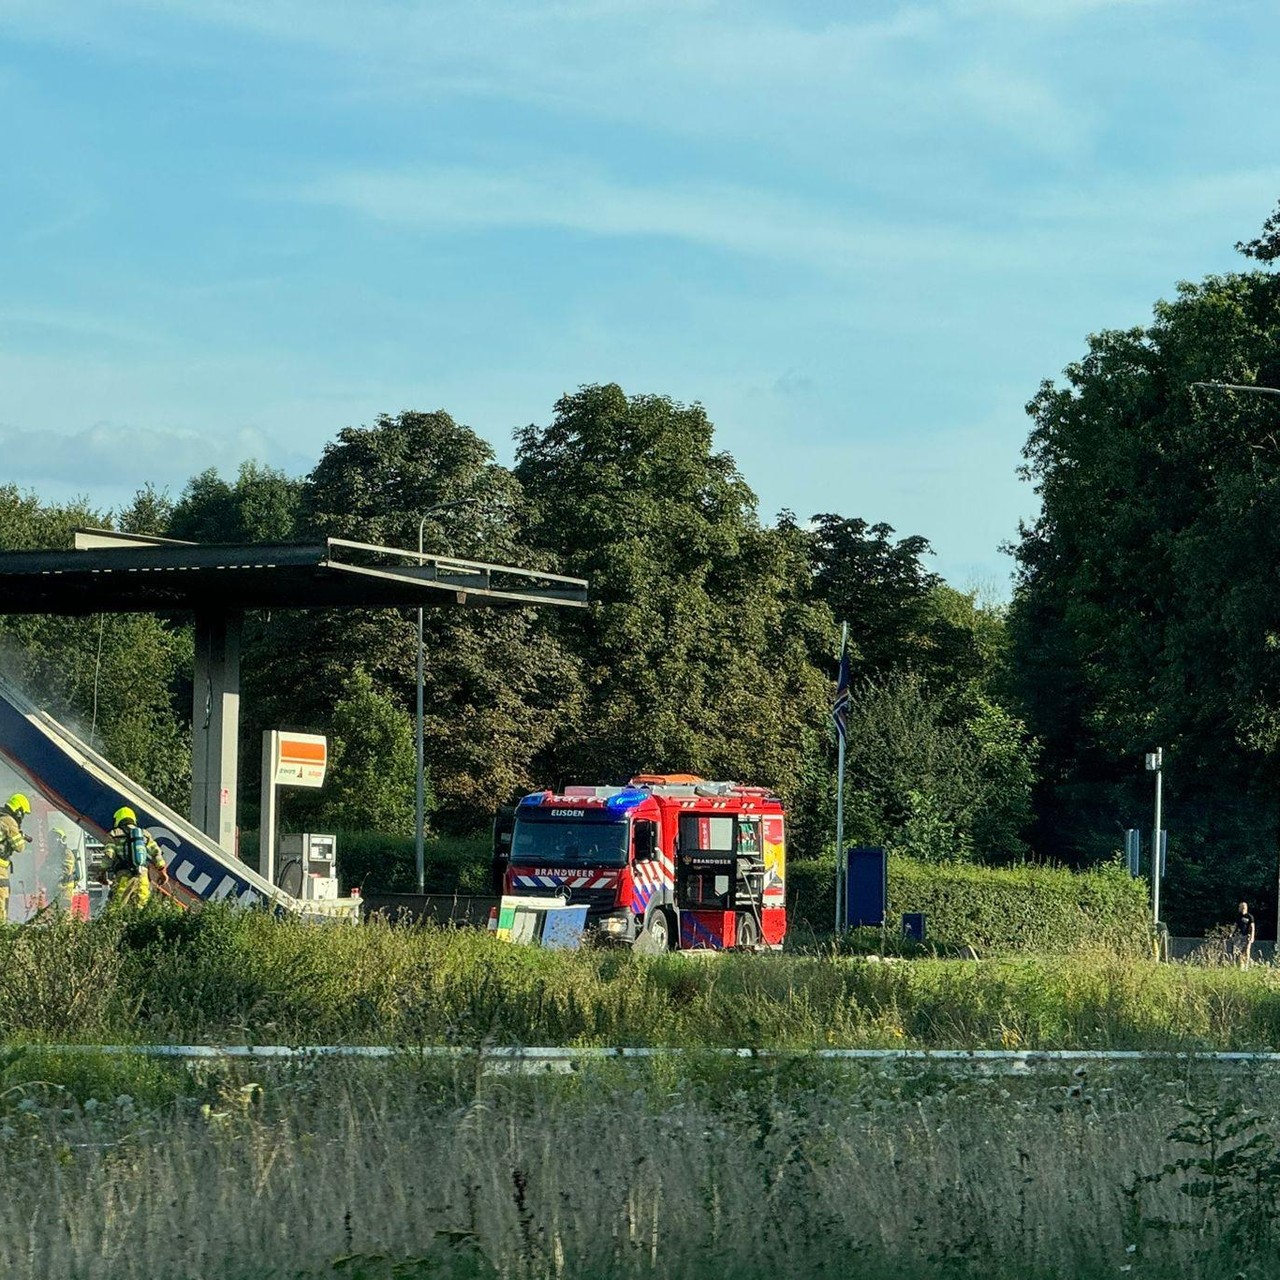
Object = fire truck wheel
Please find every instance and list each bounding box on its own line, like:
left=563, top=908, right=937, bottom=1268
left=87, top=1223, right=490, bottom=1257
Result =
left=735, top=913, right=761, bottom=949
left=642, top=906, right=674, bottom=952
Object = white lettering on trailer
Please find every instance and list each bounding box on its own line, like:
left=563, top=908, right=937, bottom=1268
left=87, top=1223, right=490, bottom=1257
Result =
left=173, top=859, right=213, bottom=897
left=147, top=825, right=181, bottom=853
left=172, top=862, right=260, bottom=907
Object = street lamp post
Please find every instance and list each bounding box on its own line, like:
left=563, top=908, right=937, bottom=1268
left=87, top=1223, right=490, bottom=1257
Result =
left=415, top=517, right=426, bottom=896
left=1146, top=749, right=1163, bottom=935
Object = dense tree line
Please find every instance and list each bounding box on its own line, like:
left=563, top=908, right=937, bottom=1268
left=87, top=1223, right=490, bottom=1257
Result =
left=0, top=388, right=1030, bottom=869
left=13, top=204, right=1280, bottom=930
left=1009, top=199, right=1280, bottom=932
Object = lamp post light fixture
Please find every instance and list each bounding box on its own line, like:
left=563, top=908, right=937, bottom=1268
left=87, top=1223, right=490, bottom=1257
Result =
left=1190, top=381, right=1280, bottom=399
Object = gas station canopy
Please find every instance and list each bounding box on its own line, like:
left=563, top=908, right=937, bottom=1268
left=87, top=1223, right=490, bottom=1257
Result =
left=0, top=530, right=588, bottom=861
left=0, top=530, right=589, bottom=614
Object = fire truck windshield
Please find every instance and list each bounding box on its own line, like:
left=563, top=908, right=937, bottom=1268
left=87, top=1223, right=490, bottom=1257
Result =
left=510, top=817, right=630, bottom=867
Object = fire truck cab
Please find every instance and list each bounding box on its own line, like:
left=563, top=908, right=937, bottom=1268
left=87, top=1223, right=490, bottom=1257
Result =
left=501, top=775, right=786, bottom=950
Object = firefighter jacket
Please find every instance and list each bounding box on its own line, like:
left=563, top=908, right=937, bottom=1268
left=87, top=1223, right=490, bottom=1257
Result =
left=108, top=823, right=166, bottom=877
left=0, top=812, right=24, bottom=891
left=54, top=839, right=77, bottom=894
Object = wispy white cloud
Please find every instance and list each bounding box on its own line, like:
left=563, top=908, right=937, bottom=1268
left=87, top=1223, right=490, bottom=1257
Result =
left=0, top=0, right=1124, bottom=160
left=0, top=305, right=166, bottom=351
left=1021, top=167, right=1280, bottom=226
left=14, top=201, right=102, bottom=247
left=284, top=157, right=1280, bottom=283
left=954, top=62, right=1099, bottom=156
left=285, top=163, right=1047, bottom=275
left=0, top=420, right=272, bottom=486
left=662, top=7, right=942, bottom=86
left=953, top=0, right=1169, bottom=16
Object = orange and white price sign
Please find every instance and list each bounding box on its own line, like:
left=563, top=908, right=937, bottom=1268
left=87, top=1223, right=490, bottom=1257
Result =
left=270, top=732, right=328, bottom=789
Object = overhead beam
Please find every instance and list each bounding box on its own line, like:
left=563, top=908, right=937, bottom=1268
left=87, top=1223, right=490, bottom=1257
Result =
left=73, top=529, right=198, bottom=551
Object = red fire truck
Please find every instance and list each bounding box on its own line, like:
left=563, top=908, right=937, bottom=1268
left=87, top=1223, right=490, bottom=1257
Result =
left=498, top=775, right=786, bottom=950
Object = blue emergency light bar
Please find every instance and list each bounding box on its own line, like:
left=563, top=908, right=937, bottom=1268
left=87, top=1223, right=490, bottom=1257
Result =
left=516, top=787, right=650, bottom=814
left=605, top=788, right=649, bottom=812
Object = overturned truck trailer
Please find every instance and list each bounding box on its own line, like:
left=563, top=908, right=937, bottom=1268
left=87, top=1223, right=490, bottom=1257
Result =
left=0, top=673, right=320, bottom=919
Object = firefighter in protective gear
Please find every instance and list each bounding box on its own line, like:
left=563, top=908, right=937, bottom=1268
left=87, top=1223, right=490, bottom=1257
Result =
left=105, top=806, right=168, bottom=910
left=50, top=827, right=78, bottom=911
left=0, top=794, right=31, bottom=922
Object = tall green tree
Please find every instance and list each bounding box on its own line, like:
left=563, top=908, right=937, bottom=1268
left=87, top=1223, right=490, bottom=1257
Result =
left=516, top=385, right=830, bottom=819
left=0, top=488, right=191, bottom=805
left=282, top=666, right=421, bottom=836
left=811, top=515, right=1003, bottom=695
left=839, top=672, right=1035, bottom=864
left=1237, top=198, right=1280, bottom=263
left=167, top=462, right=302, bottom=543
left=810, top=516, right=939, bottom=679
left=1009, top=265, right=1280, bottom=931
left=248, top=411, right=583, bottom=832
left=118, top=483, right=175, bottom=537
left=804, top=512, right=1033, bottom=862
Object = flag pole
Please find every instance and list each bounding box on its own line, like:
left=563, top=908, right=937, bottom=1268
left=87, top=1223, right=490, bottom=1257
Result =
left=834, top=621, right=848, bottom=936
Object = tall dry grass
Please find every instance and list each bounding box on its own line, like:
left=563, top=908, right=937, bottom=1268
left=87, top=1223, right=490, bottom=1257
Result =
left=0, top=1054, right=1275, bottom=1279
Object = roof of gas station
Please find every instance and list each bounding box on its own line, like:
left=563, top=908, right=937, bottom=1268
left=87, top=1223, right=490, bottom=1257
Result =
left=0, top=530, right=589, bottom=615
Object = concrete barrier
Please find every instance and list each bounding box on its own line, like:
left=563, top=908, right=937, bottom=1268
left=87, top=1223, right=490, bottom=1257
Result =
left=360, top=892, right=497, bottom=927
left=1170, top=936, right=1275, bottom=964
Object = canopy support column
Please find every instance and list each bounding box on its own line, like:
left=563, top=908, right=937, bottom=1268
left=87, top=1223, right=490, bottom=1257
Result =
left=191, top=611, right=242, bottom=856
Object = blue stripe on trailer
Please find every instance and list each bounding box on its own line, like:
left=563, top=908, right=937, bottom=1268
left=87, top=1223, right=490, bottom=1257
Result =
left=0, top=685, right=271, bottom=909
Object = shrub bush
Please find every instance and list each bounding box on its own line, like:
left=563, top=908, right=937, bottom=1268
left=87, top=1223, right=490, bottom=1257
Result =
left=333, top=831, right=493, bottom=895
left=788, top=854, right=1150, bottom=955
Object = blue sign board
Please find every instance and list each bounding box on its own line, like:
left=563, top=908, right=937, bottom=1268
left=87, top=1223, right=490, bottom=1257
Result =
left=845, top=846, right=887, bottom=929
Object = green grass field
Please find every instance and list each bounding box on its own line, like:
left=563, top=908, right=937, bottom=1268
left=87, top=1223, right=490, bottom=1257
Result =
left=2, top=907, right=1280, bottom=1051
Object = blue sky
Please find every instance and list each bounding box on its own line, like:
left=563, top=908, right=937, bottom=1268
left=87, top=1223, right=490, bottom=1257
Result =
left=2, top=0, right=1277, bottom=590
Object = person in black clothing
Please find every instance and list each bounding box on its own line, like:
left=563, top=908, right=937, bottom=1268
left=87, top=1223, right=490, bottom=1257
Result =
left=1232, top=901, right=1256, bottom=969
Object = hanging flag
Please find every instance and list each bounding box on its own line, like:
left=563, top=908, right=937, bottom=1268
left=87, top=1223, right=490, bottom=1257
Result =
left=832, top=630, right=850, bottom=744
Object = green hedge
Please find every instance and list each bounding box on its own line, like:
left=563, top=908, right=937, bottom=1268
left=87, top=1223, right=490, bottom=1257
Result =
left=248, top=831, right=1150, bottom=955
left=788, top=855, right=1151, bottom=956
left=335, top=831, right=493, bottom=895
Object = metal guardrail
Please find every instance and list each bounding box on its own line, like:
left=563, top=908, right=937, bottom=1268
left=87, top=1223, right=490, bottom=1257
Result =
left=327, top=538, right=587, bottom=588
left=25, top=1046, right=1280, bottom=1074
